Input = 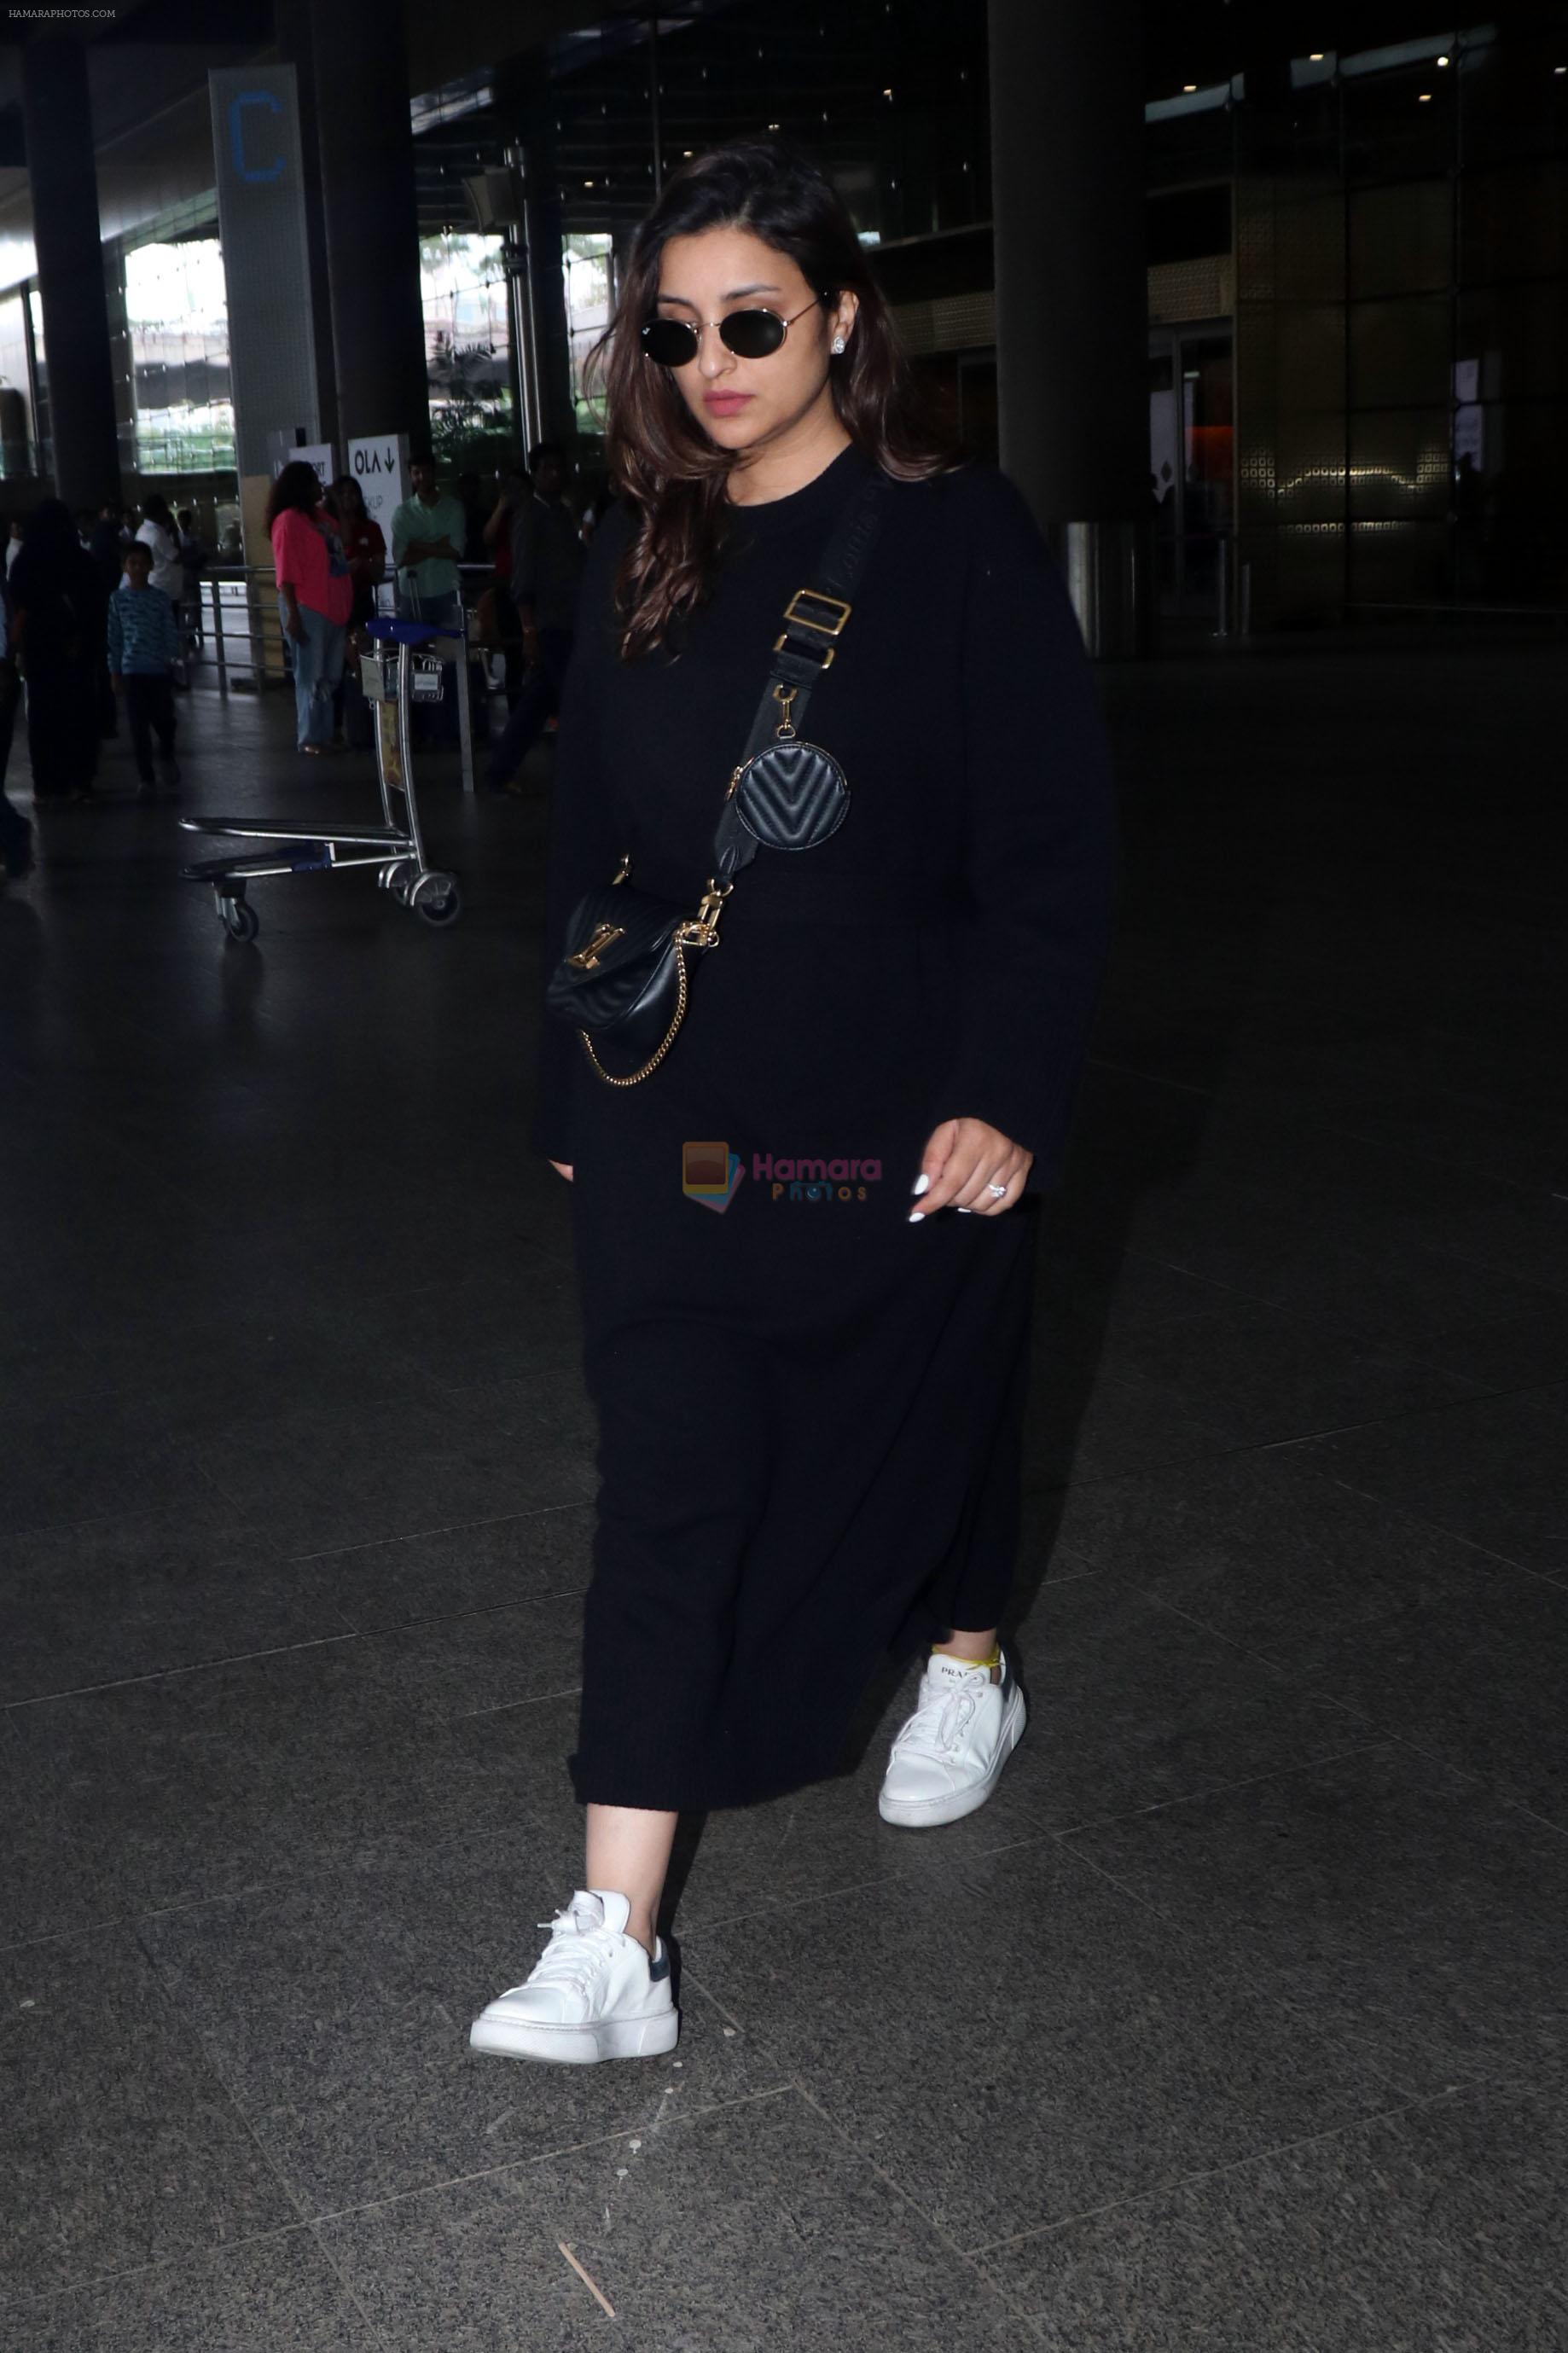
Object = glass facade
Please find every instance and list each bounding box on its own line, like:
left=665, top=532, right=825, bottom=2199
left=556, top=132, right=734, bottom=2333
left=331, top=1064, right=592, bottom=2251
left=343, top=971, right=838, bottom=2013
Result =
left=122, top=238, right=235, bottom=474
left=27, top=288, right=48, bottom=483
left=564, top=231, right=613, bottom=435
left=0, top=3, right=1557, bottom=624
left=420, top=231, right=515, bottom=470
left=0, top=292, right=34, bottom=480
left=1222, top=27, right=1568, bottom=619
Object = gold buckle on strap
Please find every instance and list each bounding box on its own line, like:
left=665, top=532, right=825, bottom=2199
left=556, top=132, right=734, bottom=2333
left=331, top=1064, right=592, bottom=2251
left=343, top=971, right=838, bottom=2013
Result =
left=781, top=588, right=852, bottom=637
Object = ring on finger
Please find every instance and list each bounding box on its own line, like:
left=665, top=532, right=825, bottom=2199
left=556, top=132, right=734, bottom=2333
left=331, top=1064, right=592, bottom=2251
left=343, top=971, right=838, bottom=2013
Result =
left=986, top=1179, right=1008, bottom=1199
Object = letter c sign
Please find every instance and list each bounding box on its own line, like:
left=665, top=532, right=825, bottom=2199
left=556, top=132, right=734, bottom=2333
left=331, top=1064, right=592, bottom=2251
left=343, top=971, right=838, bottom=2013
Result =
left=229, top=90, right=284, bottom=184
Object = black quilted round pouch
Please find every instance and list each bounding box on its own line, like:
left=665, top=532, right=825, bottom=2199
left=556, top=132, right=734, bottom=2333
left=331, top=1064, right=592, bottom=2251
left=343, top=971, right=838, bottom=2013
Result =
left=733, top=737, right=850, bottom=851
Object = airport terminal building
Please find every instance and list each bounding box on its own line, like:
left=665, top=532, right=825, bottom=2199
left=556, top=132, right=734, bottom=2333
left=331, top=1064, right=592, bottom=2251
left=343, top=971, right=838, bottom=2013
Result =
left=0, top=1, right=1563, bottom=633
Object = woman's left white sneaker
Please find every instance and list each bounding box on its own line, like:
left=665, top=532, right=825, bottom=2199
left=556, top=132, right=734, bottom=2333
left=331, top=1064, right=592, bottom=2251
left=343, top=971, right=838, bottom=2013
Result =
left=878, top=1648, right=1027, bottom=1828
left=469, top=1889, right=679, bottom=2065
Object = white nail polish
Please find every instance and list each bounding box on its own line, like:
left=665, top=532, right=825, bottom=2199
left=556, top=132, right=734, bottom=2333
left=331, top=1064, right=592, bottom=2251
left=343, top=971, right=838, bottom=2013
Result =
left=911, top=1173, right=930, bottom=1195
left=908, top=1210, right=925, bottom=1223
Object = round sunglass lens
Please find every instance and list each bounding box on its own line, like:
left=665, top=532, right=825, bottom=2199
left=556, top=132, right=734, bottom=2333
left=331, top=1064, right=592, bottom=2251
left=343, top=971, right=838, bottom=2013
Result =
left=720, top=310, right=787, bottom=358
left=642, top=318, right=699, bottom=365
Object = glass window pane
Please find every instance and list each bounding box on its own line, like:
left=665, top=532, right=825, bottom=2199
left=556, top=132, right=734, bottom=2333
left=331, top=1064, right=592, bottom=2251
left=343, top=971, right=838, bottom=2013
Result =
left=420, top=232, right=515, bottom=470
left=123, top=238, right=234, bottom=475
left=0, top=293, right=33, bottom=478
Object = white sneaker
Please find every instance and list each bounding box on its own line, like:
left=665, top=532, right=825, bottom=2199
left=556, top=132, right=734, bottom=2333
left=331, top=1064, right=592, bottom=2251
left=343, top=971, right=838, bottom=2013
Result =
left=468, top=1889, right=678, bottom=2065
left=878, top=1649, right=1027, bottom=1828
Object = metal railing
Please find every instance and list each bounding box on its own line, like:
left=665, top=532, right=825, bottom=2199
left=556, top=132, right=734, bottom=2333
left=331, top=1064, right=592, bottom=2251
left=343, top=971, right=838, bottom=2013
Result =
left=182, top=565, right=491, bottom=794
left=183, top=567, right=407, bottom=694
left=168, top=565, right=299, bottom=694
left=1213, top=536, right=1253, bottom=638
left=185, top=564, right=505, bottom=694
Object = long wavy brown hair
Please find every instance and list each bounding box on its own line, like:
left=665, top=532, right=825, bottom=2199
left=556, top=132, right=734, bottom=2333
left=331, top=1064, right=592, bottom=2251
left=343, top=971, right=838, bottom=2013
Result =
left=592, top=138, right=955, bottom=658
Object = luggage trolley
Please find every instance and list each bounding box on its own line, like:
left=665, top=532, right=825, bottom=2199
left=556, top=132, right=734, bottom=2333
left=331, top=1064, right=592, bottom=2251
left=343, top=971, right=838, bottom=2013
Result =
left=179, top=618, right=463, bottom=940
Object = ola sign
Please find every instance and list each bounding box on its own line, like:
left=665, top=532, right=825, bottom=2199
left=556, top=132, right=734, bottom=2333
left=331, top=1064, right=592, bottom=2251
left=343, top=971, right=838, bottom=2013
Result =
left=348, top=436, right=409, bottom=534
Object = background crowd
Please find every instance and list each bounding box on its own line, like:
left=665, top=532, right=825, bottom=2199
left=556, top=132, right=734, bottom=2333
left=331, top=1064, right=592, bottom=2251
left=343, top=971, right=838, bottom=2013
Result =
left=0, top=444, right=597, bottom=882
left=266, top=445, right=592, bottom=777
left=0, top=492, right=203, bottom=876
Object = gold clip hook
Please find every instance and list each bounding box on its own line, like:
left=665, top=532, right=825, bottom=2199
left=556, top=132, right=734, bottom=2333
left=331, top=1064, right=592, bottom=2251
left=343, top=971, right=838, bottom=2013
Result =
left=673, top=876, right=735, bottom=950
left=772, top=683, right=798, bottom=740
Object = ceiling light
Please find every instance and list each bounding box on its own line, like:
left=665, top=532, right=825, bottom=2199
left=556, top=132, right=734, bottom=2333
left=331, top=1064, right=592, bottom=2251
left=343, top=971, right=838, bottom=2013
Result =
left=1309, top=52, right=1324, bottom=62
left=1437, top=54, right=1450, bottom=67
left=1183, top=84, right=1197, bottom=93
left=1417, top=92, right=1432, bottom=102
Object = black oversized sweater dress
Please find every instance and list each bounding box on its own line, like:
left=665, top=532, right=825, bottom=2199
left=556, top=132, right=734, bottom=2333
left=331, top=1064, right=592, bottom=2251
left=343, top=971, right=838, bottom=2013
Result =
left=534, top=444, right=1115, bottom=1812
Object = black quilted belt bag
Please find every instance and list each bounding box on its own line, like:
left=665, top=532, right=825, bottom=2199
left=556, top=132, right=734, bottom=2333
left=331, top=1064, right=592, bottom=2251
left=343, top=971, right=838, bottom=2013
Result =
left=546, top=470, right=888, bottom=1087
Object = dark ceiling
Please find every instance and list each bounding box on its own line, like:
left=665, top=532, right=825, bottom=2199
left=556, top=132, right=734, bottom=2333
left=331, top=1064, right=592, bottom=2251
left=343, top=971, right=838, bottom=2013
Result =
left=0, top=0, right=1561, bottom=242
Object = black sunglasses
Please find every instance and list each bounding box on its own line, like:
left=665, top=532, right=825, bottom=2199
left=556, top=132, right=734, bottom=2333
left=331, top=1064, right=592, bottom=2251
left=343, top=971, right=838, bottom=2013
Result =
left=640, top=298, right=826, bottom=368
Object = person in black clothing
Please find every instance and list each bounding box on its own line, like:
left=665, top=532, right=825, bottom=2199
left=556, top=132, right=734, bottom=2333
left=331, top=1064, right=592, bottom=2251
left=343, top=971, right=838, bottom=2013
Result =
left=88, top=501, right=125, bottom=592
left=176, top=508, right=208, bottom=639
left=467, top=142, right=1115, bottom=2070
left=326, top=474, right=386, bottom=748
left=456, top=470, right=488, bottom=566
left=480, top=460, right=529, bottom=704
left=0, top=575, right=32, bottom=881
left=86, top=501, right=125, bottom=736
left=484, top=443, right=587, bottom=793
left=9, top=498, right=109, bottom=805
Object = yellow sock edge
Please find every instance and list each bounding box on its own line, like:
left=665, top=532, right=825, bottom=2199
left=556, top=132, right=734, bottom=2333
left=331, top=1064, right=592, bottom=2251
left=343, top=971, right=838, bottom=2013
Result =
left=932, top=1643, right=1000, bottom=1673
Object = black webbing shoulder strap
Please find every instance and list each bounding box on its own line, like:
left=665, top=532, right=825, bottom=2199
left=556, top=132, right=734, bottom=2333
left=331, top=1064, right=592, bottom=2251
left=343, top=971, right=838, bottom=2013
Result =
left=711, top=466, right=890, bottom=880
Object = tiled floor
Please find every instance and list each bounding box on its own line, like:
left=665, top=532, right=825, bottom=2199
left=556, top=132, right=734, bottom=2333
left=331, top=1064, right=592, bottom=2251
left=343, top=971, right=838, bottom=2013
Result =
left=3, top=629, right=1565, bottom=2348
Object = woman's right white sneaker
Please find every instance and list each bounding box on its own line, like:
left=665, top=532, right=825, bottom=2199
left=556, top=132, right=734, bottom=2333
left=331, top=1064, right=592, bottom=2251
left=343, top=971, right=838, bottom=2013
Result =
left=468, top=1889, right=678, bottom=2065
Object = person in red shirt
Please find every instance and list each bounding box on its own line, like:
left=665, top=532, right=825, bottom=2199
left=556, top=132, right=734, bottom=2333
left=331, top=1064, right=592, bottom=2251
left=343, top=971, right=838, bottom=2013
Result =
left=267, top=462, right=352, bottom=755
left=327, top=474, right=387, bottom=748
left=328, top=475, right=387, bottom=627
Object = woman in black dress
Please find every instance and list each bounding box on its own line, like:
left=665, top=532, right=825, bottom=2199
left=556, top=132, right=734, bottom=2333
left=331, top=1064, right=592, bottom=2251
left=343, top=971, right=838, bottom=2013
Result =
left=471, top=142, right=1115, bottom=2067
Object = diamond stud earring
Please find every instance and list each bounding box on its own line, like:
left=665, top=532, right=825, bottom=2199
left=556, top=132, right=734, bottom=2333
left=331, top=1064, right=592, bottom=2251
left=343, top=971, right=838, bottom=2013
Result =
left=832, top=335, right=846, bottom=354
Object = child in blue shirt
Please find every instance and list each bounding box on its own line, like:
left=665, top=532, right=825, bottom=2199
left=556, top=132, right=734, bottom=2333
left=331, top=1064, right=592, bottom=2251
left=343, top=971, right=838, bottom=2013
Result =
left=107, top=540, right=182, bottom=801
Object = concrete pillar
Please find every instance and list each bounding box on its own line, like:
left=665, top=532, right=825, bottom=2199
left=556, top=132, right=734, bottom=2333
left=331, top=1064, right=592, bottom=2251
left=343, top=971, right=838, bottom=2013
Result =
left=20, top=39, right=121, bottom=509
left=499, top=54, right=577, bottom=453
left=272, top=0, right=341, bottom=462
left=986, top=0, right=1149, bottom=652
left=307, top=0, right=430, bottom=451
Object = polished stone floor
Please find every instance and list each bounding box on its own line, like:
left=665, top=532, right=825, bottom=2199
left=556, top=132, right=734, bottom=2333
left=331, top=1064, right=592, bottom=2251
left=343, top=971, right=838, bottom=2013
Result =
left=2, top=627, right=1565, bottom=2350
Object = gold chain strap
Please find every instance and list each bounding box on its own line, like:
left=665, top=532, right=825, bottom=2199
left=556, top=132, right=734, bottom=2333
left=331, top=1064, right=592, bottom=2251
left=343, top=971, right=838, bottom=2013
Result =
left=578, top=945, right=689, bottom=1087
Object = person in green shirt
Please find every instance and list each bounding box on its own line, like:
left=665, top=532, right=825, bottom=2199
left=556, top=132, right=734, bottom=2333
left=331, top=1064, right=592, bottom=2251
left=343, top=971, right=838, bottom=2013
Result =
left=390, top=452, right=468, bottom=742
left=390, top=455, right=467, bottom=625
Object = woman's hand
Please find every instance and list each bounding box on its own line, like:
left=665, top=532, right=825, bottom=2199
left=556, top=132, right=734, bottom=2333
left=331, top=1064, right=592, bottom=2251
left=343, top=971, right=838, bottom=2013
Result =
left=909, top=1118, right=1031, bottom=1218
left=549, top=1159, right=574, bottom=1182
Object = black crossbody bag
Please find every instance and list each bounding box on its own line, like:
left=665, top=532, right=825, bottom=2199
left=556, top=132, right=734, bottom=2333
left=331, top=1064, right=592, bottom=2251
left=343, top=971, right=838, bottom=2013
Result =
left=545, top=471, right=888, bottom=1087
